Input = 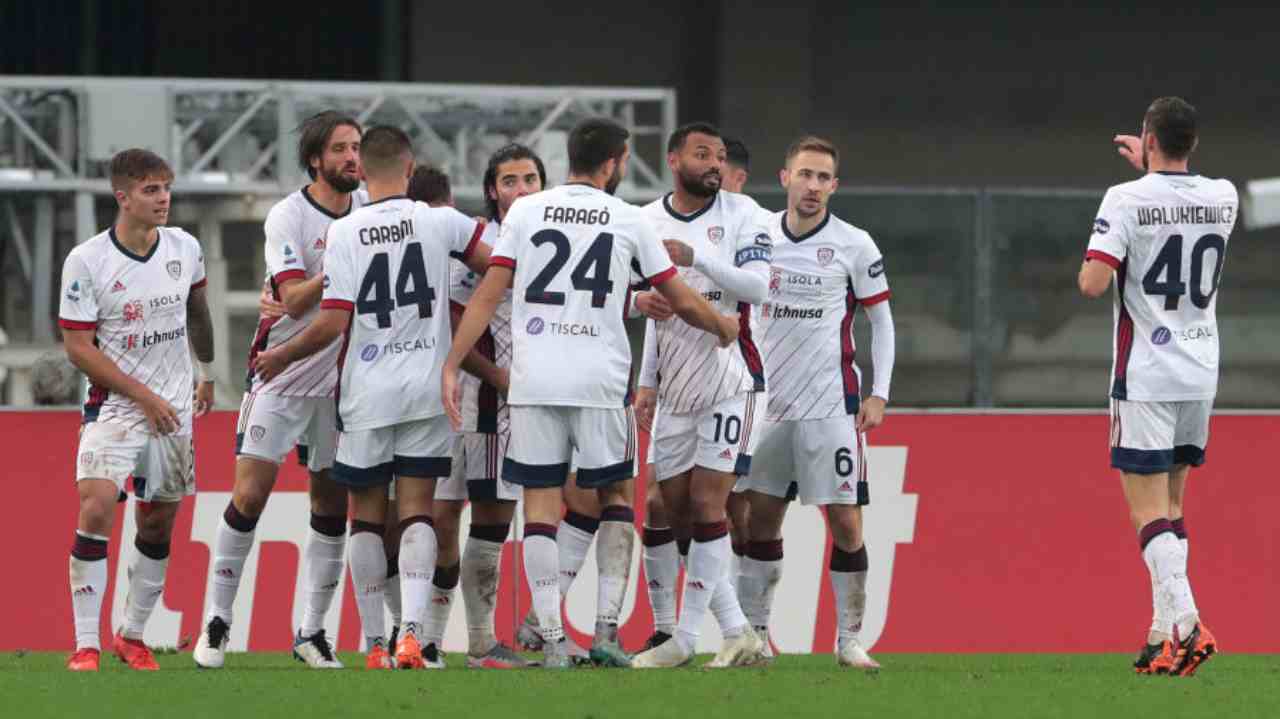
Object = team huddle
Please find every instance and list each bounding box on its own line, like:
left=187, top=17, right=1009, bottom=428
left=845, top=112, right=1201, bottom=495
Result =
left=59, top=96, right=1232, bottom=677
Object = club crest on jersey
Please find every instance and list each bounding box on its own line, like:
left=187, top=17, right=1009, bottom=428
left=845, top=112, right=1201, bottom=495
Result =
left=1093, top=218, right=1110, bottom=235
left=249, top=425, right=266, bottom=442
left=122, top=300, right=144, bottom=323
left=817, top=247, right=835, bottom=266
left=166, top=260, right=182, bottom=280
left=707, top=226, right=724, bottom=244
left=313, top=237, right=326, bottom=250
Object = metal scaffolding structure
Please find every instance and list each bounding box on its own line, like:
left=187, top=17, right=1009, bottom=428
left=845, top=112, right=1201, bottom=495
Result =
left=0, top=76, right=677, bottom=404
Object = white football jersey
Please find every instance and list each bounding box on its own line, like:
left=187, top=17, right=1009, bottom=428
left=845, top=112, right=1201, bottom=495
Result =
left=245, top=187, right=365, bottom=397
left=492, top=183, right=676, bottom=408
left=322, top=196, right=482, bottom=431
left=449, top=220, right=512, bottom=433
left=59, top=227, right=208, bottom=434
left=760, top=211, right=890, bottom=421
left=1086, top=172, right=1237, bottom=401
left=642, top=191, right=771, bottom=414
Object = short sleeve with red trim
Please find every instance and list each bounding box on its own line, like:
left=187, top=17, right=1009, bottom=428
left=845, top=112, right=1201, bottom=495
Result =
left=264, top=201, right=307, bottom=287
left=1085, top=187, right=1132, bottom=268
left=58, top=250, right=98, bottom=329
left=633, top=216, right=677, bottom=284
left=320, top=228, right=356, bottom=312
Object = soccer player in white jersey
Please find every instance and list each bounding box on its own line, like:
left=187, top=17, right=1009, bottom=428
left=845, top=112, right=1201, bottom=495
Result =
left=626, top=122, right=772, bottom=669
left=732, top=136, right=895, bottom=670
left=61, top=149, right=215, bottom=671
left=255, top=126, right=491, bottom=670
left=444, top=117, right=739, bottom=668
left=415, top=148, right=540, bottom=669
left=195, top=112, right=363, bottom=669
left=1078, top=97, right=1234, bottom=676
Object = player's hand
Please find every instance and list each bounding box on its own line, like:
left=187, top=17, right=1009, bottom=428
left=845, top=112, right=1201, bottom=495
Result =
left=192, top=379, right=214, bottom=418
left=140, top=391, right=181, bottom=436
left=1114, top=134, right=1145, bottom=173
left=715, top=314, right=740, bottom=348
left=253, top=347, right=290, bottom=383
left=634, top=387, right=657, bottom=433
left=442, top=364, right=463, bottom=430
left=493, top=367, right=510, bottom=398
left=258, top=280, right=286, bottom=320
left=635, top=291, right=674, bottom=321
left=856, top=396, right=887, bottom=432
left=663, top=239, right=695, bottom=267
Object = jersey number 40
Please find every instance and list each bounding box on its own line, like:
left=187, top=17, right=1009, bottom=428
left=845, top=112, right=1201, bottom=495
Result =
left=526, top=230, right=615, bottom=308
left=356, top=244, right=436, bottom=328
left=1141, top=233, right=1225, bottom=311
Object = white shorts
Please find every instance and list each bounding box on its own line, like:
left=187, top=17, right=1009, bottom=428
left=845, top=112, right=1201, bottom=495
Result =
left=436, top=431, right=521, bottom=502
left=505, top=405, right=637, bottom=489
left=652, top=391, right=764, bottom=482
left=76, top=421, right=195, bottom=503
left=737, top=413, right=868, bottom=506
left=1110, top=399, right=1211, bottom=475
left=333, top=415, right=453, bottom=489
left=235, top=392, right=338, bottom=472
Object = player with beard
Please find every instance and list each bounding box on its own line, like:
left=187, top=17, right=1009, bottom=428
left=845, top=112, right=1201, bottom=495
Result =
left=195, top=112, right=363, bottom=669
left=630, top=122, right=772, bottom=669
left=444, top=117, right=738, bottom=669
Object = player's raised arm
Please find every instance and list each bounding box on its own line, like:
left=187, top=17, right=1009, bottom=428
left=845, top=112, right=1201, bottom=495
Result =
left=267, top=207, right=327, bottom=320
left=662, top=214, right=772, bottom=305
left=255, top=232, right=356, bottom=381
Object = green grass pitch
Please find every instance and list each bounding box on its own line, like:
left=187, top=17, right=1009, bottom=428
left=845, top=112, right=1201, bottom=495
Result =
left=3, top=652, right=1278, bottom=719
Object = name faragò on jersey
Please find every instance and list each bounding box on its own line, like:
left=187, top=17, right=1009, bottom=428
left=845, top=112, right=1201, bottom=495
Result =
left=359, top=219, right=414, bottom=245
left=543, top=206, right=610, bottom=225
left=1135, top=204, right=1235, bottom=227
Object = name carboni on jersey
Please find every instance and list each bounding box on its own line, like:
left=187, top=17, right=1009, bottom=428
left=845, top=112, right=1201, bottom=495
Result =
left=322, top=196, right=481, bottom=431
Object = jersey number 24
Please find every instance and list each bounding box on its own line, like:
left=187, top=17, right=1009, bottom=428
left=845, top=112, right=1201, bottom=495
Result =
left=526, top=230, right=614, bottom=308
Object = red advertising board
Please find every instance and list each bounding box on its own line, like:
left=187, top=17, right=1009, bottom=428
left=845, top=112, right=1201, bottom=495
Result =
left=4, top=410, right=1276, bottom=653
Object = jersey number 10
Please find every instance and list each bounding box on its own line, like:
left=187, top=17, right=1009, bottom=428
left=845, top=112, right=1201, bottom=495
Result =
left=356, top=245, right=436, bottom=328
left=1141, top=233, right=1225, bottom=311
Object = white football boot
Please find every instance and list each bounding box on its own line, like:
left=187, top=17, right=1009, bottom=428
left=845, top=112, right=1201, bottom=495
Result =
left=837, top=638, right=881, bottom=670
left=631, top=636, right=694, bottom=668
left=706, top=627, right=767, bottom=668
left=193, top=616, right=230, bottom=669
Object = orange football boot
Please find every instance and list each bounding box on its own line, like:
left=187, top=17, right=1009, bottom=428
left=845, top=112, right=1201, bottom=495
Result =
left=67, top=648, right=101, bottom=671
left=113, top=632, right=160, bottom=671
left=1173, top=622, right=1218, bottom=676
left=396, top=631, right=426, bottom=669
left=366, top=642, right=394, bottom=669
left=1133, top=640, right=1177, bottom=675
